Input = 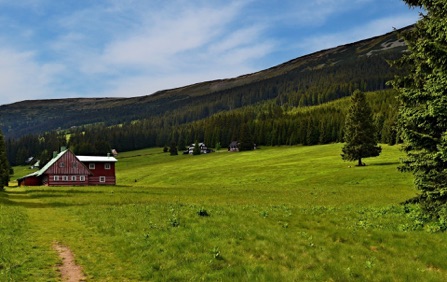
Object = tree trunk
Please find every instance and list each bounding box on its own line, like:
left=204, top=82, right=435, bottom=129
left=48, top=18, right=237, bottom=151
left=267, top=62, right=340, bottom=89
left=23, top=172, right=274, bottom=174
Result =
left=358, top=158, right=363, bottom=166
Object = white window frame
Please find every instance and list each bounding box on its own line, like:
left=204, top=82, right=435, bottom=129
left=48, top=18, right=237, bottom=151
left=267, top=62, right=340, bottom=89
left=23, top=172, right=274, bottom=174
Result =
left=59, top=162, right=65, bottom=168
left=62, top=176, right=68, bottom=181
left=89, top=163, right=95, bottom=169
left=105, top=163, right=111, bottom=170
left=71, top=176, right=76, bottom=181
left=99, top=176, right=106, bottom=183
left=80, top=175, right=85, bottom=181
left=53, top=175, right=59, bottom=181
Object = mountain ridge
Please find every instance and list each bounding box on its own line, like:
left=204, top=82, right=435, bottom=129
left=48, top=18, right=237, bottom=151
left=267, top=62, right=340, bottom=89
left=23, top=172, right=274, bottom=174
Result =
left=0, top=25, right=411, bottom=139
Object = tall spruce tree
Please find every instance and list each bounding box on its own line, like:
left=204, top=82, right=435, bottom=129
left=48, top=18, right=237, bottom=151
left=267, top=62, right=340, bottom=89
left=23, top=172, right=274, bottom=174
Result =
left=391, top=0, right=447, bottom=220
left=192, top=141, right=201, bottom=155
left=169, top=142, right=178, bottom=156
left=238, top=123, right=254, bottom=151
left=0, top=129, right=10, bottom=188
left=341, top=90, right=381, bottom=166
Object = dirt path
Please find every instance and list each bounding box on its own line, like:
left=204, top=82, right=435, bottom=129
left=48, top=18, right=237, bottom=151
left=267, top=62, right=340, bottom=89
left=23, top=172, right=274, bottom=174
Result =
left=53, top=242, right=86, bottom=282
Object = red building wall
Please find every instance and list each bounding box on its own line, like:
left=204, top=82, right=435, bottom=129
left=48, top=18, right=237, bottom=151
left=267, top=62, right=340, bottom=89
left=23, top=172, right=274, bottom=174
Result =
left=81, top=161, right=116, bottom=185
left=44, top=150, right=92, bottom=186
left=45, top=174, right=91, bottom=186
left=20, top=176, right=41, bottom=186
left=46, top=151, right=91, bottom=176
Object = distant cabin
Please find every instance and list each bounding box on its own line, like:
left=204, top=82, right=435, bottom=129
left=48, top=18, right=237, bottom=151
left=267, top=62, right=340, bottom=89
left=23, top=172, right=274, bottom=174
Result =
left=186, top=142, right=212, bottom=154
left=30, top=160, right=40, bottom=169
left=17, top=149, right=117, bottom=186
left=228, top=141, right=239, bottom=152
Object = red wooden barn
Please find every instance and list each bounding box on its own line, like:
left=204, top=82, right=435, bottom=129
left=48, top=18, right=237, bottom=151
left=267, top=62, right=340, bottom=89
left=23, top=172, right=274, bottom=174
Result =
left=18, top=149, right=117, bottom=186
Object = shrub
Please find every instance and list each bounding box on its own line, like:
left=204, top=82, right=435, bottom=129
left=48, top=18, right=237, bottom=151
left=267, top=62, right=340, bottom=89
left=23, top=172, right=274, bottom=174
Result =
left=197, top=207, right=209, bottom=217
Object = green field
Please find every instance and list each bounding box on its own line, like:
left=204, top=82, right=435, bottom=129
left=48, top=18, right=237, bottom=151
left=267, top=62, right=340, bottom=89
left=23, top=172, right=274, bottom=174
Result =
left=2, top=144, right=447, bottom=281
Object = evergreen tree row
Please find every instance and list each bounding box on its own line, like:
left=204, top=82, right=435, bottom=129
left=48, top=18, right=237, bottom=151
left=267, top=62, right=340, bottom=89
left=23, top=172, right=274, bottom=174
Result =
left=0, top=129, right=10, bottom=188
left=6, top=90, right=399, bottom=166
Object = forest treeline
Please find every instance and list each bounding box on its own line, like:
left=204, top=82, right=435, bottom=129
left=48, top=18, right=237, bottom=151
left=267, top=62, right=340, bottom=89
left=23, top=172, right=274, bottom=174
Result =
left=6, top=89, right=399, bottom=166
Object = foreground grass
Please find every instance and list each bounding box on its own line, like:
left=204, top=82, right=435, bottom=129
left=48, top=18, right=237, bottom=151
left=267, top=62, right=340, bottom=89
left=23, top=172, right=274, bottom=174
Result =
left=2, top=144, right=447, bottom=281
left=0, top=194, right=59, bottom=281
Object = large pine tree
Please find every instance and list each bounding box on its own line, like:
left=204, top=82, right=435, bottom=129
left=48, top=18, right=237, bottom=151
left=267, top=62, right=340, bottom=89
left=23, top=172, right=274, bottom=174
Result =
left=391, top=0, right=447, bottom=219
left=238, top=123, right=254, bottom=151
left=0, top=129, right=10, bottom=188
left=341, top=90, right=381, bottom=166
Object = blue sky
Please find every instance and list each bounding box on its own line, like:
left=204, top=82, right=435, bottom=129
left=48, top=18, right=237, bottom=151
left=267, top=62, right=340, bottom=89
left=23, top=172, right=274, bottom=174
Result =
left=0, top=0, right=421, bottom=105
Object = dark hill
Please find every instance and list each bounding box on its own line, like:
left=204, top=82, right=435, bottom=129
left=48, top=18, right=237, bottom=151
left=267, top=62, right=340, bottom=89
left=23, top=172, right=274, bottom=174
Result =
left=0, top=26, right=410, bottom=139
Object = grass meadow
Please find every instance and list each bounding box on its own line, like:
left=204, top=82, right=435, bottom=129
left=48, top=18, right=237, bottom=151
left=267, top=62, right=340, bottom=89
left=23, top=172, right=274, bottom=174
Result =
left=2, top=144, right=447, bottom=281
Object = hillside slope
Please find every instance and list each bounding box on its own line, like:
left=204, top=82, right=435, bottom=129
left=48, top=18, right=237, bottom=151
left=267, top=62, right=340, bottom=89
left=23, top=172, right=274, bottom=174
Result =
left=0, top=26, right=410, bottom=139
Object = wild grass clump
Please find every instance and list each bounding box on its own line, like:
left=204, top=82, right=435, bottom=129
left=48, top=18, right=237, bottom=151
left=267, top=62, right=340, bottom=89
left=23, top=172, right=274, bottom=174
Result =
left=197, top=207, right=210, bottom=217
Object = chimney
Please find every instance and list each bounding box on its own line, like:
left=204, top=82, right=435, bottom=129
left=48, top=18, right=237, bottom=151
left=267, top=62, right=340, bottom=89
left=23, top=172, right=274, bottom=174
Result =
left=60, top=146, right=67, bottom=152
left=53, top=151, right=58, bottom=158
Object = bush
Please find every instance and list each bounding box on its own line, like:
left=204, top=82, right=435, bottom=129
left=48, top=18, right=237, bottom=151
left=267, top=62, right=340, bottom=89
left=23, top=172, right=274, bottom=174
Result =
left=197, top=207, right=209, bottom=217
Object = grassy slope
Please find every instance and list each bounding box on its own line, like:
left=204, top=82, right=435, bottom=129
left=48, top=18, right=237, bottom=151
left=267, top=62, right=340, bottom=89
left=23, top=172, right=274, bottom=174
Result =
left=2, top=144, right=447, bottom=281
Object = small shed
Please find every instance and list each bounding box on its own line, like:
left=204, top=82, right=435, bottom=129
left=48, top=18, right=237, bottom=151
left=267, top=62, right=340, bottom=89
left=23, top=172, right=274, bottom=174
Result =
left=228, top=141, right=239, bottom=152
left=18, top=172, right=41, bottom=186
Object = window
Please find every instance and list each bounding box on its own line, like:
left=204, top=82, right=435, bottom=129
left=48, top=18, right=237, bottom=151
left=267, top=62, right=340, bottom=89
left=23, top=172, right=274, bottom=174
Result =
left=71, top=176, right=76, bottom=181
left=89, top=163, right=95, bottom=169
left=53, top=176, right=59, bottom=181
left=80, top=175, right=85, bottom=181
left=59, top=162, right=65, bottom=168
left=99, top=176, right=106, bottom=183
left=105, top=163, right=111, bottom=170
left=72, top=162, right=78, bottom=168
left=62, top=176, right=68, bottom=181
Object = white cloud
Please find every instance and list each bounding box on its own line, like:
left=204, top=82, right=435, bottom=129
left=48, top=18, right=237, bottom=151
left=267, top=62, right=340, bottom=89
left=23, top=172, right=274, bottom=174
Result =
left=208, top=25, right=267, bottom=54
left=100, top=4, right=242, bottom=69
left=214, top=42, right=275, bottom=67
left=72, top=1, right=274, bottom=97
left=0, top=48, right=63, bottom=105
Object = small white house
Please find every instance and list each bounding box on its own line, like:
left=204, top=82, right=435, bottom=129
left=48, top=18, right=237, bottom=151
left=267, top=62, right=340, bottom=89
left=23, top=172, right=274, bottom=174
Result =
left=187, top=142, right=210, bottom=154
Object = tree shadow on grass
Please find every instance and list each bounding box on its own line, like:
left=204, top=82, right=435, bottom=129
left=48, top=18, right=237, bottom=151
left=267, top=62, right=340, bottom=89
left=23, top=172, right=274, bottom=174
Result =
left=369, top=161, right=400, bottom=166
left=3, top=189, right=28, bottom=194
left=0, top=197, right=83, bottom=208
left=14, top=193, right=74, bottom=199
left=1, top=185, right=155, bottom=208
left=0, top=191, right=86, bottom=208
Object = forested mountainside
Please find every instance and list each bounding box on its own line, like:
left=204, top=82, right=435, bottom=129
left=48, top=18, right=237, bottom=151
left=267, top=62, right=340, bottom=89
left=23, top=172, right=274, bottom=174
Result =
left=1, top=26, right=409, bottom=139
left=6, top=89, right=399, bottom=166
